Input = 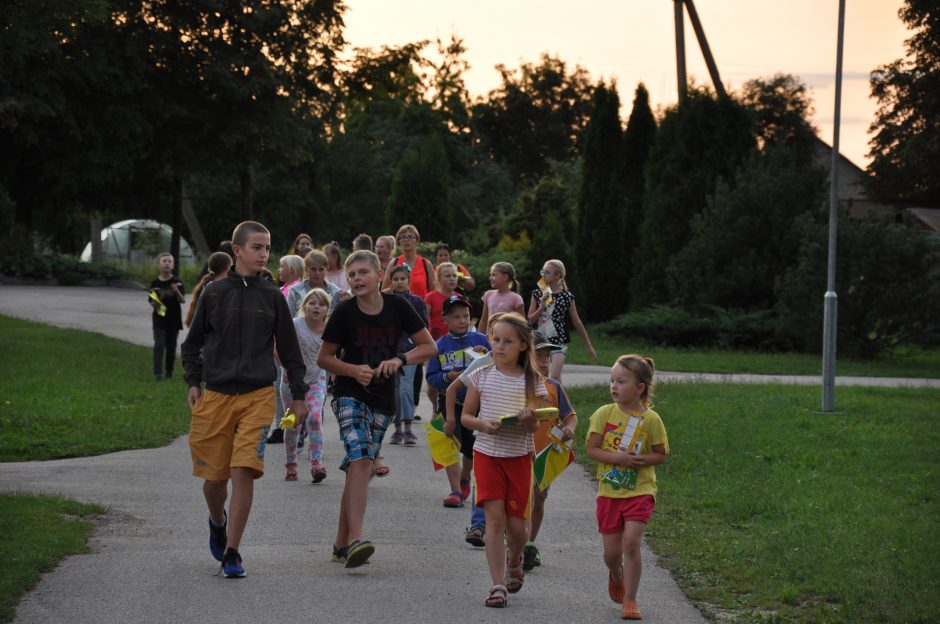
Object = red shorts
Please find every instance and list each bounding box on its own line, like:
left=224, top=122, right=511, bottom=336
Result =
left=596, top=495, right=656, bottom=534
left=473, top=451, right=533, bottom=519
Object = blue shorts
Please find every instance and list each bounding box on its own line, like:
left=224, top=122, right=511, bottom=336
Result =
left=332, top=396, right=393, bottom=472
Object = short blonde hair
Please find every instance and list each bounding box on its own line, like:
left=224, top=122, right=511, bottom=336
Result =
left=297, top=287, right=333, bottom=318
left=279, top=254, right=304, bottom=278
left=344, top=250, right=381, bottom=272
left=304, top=249, right=328, bottom=269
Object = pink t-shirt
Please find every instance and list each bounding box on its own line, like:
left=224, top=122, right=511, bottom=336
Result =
left=465, top=365, right=545, bottom=458
left=482, top=289, right=524, bottom=315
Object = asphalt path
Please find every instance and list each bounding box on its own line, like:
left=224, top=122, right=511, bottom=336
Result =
left=0, top=285, right=708, bottom=624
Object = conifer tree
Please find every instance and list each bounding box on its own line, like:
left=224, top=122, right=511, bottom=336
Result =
left=576, top=83, right=625, bottom=321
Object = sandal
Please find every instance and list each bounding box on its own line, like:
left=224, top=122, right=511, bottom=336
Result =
left=373, top=457, right=390, bottom=477
left=485, top=584, right=508, bottom=608
left=311, top=466, right=327, bottom=483
left=505, top=556, right=525, bottom=594
left=608, top=565, right=625, bottom=603
left=284, top=463, right=298, bottom=481
left=621, top=600, right=643, bottom=620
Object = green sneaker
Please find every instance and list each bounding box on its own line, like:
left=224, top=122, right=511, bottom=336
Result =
left=522, top=541, right=541, bottom=571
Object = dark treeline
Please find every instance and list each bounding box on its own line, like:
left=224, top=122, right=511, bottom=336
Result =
left=2, top=1, right=936, bottom=356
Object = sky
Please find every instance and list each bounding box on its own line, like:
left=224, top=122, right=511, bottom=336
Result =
left=341, top=0, right=910, bottom=168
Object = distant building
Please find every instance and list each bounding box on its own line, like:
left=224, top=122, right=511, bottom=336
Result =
left=80, top=219, right=197, bottom=266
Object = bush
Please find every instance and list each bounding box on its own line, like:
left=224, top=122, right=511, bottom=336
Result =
left=596, top=305, right=780, bottom=350
left=0, top=255, right=127, bottom=283
left=776, top=211, right=940, bottom=358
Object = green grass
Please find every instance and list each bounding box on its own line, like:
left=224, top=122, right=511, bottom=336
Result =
left=567, top=383, right=940, bottom=623
left=0, top=493, right=104, bottom=623
left=565, top=329, right=940, bottom=378
left=0, top=315, right=192, bottom=461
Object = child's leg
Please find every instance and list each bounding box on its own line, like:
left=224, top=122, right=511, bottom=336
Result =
left=444, top=463, right=462, bottom=493
left=226, top=467, right=255, bottom=551
left=306, top=375, right=327, bottom=467
left=548, top=350, right=566, bottom=382
left=152, top=327, right=165, bottom=378
left=341, top=459, right=372, bottom=542
left=483, top=500, right=508, bottom=585
left=164, top=329, right=179, bottom=377
left=203, top=479, right=227, bottom=525
left=280, top=384, right=298, bottom=466
left=602, top=530, right=625, bottom=582
left=621, top=521, right=645, bottom=601
left=506, top=515, right=529, bottom=565
left=460, top=455, right=473, bottom=483
left=529, top=487, right=547, bottom=541
left=396, top=365, right=415, bottom=421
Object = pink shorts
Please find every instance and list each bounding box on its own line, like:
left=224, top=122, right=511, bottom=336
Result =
left=596, top=495, right=655, bottom=534
left=473, top=451, right=533, bottom=519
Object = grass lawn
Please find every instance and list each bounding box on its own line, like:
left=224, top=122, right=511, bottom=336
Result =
left=567, top=383, right=940, bottom=623
left=564, top=329, right=940, bottom=378
left=0, top=493, right=104, bottom=623
left=0, top=315, right=193, bottom=461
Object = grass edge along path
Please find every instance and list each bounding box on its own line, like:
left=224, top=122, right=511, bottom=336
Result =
left=0, top=493, right=105, bottom=624
left=566, top=383, right=940, bottom=624
left=0, top=315, right=193, bottom=462
left=565, top=330, right=940, bottom=379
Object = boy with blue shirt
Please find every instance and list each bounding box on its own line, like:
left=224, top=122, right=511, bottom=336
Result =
left=426, top=294, right=490, bottom=508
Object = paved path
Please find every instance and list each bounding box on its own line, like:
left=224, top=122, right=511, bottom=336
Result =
left=0, top=284, right=706, bottom=624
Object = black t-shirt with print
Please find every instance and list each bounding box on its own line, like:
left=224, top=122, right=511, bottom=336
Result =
left=322, top=293, right=425, bottom=414
left=150, top=277, right=185, bottom=330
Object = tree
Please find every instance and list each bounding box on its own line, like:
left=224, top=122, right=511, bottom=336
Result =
left=867, top=0, right=940, bottom=201
left=506, top=163, right=578, bottom=240
left=629, top=88, right=755, bottom=309
left=471, top=54, right=595, bottom=183
left=385, top=132, right=451, bottom=241
left=667, top=145, right=827, bottom=310
left=576, top=83, right=626, bottom=321
left=776, top=211, right=939, bottom=357
left=739, top=73, right=817, bottom=152
left=620, top=83, right=657, bottom=307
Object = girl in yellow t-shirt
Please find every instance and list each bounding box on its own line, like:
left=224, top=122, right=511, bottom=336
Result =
left=586, top=355, right=669, bottom=621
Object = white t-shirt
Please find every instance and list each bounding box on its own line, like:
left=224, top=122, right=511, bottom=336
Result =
left=290, top=317, right=323, bottom=385
left=465, top=365, right=545, bottom=458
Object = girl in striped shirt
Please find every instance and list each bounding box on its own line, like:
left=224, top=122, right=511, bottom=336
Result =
left=461, top=312, right=545, bottom=608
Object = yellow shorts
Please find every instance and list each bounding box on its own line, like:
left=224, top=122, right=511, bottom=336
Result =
left=189, top=386, right=275, bottom=480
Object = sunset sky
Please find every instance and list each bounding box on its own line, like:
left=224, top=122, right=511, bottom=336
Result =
left=342, top=0, right=910, bottom=168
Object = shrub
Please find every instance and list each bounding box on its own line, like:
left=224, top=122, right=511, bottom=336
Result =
left=0, top=255, right=127, bottom=283
left=596, top=305, right=780, bottom=350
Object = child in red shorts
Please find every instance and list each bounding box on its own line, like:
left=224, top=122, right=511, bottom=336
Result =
left=586, top=355, right=669, bottom=620
left=461, top=313, right=543, bottom=608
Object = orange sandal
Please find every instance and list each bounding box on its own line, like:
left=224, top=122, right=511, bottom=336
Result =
left=608, top=566, right=625, bottom=603
left=621, top=600, right=643, bottom=620
left=284, top=463, right=298, bottom=481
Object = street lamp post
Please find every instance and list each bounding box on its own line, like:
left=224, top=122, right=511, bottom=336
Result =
left=822, top=0, right=847, bottom=412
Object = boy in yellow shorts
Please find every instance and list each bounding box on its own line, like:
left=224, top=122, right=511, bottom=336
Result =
left=182, top=221, right=309, bottom=578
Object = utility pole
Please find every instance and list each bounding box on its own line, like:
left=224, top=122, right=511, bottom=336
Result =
left=822, top=0, right=847, bottom=412
left=674, top=0, right=687, bottom=101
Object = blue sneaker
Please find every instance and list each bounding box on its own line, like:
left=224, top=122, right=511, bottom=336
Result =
left=221, top=548, right=246, bottom=578
left=208, top=512, right=227, bottom=562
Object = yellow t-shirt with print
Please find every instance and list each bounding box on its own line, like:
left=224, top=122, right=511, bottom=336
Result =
left=587, top=404, right=669, bottom=499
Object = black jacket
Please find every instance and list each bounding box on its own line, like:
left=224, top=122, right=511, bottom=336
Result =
left=182, top=272, right=307, bottom=400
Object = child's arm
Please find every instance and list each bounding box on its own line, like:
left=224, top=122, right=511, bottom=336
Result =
left=317, top=341, right=375, bottom=387
left=380, top=259, right=395, bottom=290
left=513, top=300, right=525, bottom=316
left=568, top=300, right=597, bottom=361
left=443, top=379, right=463, bottom=436
left=557, top=384, right=578, bottom=441
left=425, top=347, right=450, bottom=393
left=587, top=432, right=665, bottom=468
left=631, top=443, right=667, bottom=467
left=477, top=299, right=490, bottom=334
left=173, top=280, right=185, bottom=302
left=273, top=298, right=309, bottom=420
left=180, top=293, right=208, bottom=409
left=374, top=327, right=437, bottom=379
left=460, top=385, right=499, bottom=434
left=526, top=292, right=543, bottom=324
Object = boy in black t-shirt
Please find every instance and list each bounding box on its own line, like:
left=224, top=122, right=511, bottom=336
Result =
left=317, top=250, right=437, bottom=568
left=149, top=252, right=185, bottom=381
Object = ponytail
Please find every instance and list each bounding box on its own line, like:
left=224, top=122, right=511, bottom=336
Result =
left=491, top=262, right=519, bottom=293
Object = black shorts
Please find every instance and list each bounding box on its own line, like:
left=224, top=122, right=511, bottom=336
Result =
left=437, top=394, right=475, bottom=460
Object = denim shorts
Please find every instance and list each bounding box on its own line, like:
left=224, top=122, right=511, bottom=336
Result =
left=332, top=396, right=393, bottom=472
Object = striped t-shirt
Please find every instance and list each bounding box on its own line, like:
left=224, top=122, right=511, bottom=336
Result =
left=465, top=365, right=546, bottom=458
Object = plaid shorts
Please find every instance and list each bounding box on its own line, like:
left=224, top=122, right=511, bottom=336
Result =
left=332, top=396, right=393, bottom=472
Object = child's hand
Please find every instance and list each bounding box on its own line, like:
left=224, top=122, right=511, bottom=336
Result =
left=290, top=399, right=308, bottom=422
left=353, top=365, right=375, bottom=387
left=517, top=407, right=538, bottom=433
left=560, top=425, right=575, bottom=442
left=587, top=345, right=598, bottom=361
left=187, top=386, right=201, bottom=410
left=375, top=358, right=401, bottom=379
left=615, top=451, right=644, bottom=468
left=479, top=419, right=500, bottom=434
left=443, top=418, right=456, bottom=436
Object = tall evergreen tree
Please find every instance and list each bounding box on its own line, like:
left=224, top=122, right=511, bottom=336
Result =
left=576, top=83, right=625, bottom=321
left=386, top=132, right=451, bottom=241
left=619, top=83, right=657, bottom=310
left=629, top=88, right=755, bottom=309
